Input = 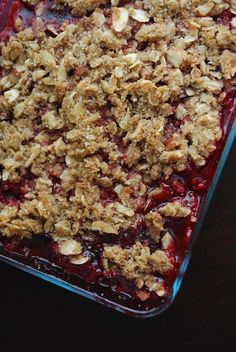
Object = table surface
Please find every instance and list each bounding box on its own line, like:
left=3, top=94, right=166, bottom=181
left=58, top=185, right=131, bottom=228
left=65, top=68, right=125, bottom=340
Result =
left=0, top=141, right=235, bottom=352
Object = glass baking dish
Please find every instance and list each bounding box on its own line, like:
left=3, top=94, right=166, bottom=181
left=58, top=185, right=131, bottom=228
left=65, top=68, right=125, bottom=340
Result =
left=0, top=0, right=235, bottom=317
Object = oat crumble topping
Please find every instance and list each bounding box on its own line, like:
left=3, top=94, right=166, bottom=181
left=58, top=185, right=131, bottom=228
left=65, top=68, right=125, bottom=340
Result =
left=1, top=0, right=236, bottom=296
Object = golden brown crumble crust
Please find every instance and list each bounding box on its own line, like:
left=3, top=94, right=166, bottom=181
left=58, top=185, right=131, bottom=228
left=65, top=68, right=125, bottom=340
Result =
left=1, top=0, right=236, bottom=295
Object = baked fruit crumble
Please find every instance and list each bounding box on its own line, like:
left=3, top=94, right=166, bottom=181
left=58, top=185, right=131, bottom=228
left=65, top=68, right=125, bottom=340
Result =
left=0, top=0, right=235, bottom=311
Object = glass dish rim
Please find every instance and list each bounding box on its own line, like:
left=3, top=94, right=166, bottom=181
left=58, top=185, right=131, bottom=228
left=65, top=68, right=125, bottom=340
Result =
left=0, top=119, right=235, bottom=318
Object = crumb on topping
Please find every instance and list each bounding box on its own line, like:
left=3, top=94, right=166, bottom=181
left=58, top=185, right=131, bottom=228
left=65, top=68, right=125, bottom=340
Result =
left=146, top=211, right=164, bottom=243
left=158, top=202, right=191, bottom=218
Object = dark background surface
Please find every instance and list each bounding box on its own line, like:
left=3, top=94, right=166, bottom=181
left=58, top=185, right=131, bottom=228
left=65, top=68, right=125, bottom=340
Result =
left=0, top=141, right=235, bottom=352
